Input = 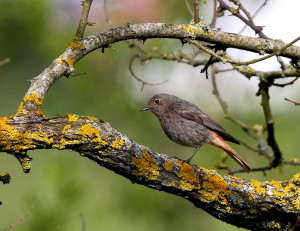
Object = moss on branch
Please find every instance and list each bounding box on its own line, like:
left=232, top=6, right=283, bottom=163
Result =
left=0, top=115, right=299, bottom=230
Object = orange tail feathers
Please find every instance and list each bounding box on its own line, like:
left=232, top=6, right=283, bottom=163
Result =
left=209, top=131, right=251, bottom=173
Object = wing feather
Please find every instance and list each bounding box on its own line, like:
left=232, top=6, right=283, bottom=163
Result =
left=173, top=102, right=239, bottom=144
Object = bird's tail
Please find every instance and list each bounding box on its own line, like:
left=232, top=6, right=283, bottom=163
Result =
left=209, top=131, right=251, bottom=173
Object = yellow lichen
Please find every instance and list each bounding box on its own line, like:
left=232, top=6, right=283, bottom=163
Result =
left=249, top=180, right=266, bottom=199
left=168, top=181, right=176, bottom=187
left=184, top=25, right=200, bottom=34
left=200, top=172, right=231, bottom=204
left=164, top=160, right=175, bottom=171
left=77, top=123, right=107, bottom=145
left=0, top=117, right=54, bottom=152
left=67, top=114, right=78, bottom=122
left=131, top=150, right=159, bottom=180
left=53, top=137, right=82, bottom=150
left=111, top=138, right=125, bottom=149
left=84, top=115, right=99, bottom=121
left=231, top=181, right=244, bottom=189
left=24, top=93, right=43, bottom=105
left=178, top=162, right=200, bottom=191
left=62, top=125, right=71, bottom=134
left=15, top=93, right=44, bottom=117
left=68, top=37, right=86, bottom=50
left=56, top=55, right=74, bottom=67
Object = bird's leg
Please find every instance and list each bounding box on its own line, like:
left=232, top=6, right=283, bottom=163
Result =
left=185, top=146, right=201, bottom=163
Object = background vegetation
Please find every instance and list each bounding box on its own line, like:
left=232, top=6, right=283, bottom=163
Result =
left=0, top=0, right=299, bottom=230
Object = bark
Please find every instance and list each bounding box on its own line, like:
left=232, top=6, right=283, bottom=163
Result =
left=0, top=115, right=299, bottom=230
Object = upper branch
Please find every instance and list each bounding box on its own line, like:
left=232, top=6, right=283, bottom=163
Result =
left=19, top=23, right=300, bottom=118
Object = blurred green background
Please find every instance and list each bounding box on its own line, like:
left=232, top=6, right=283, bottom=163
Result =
left=0, top=0, right=299, bottom=230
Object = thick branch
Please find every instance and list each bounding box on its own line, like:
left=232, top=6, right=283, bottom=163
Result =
left=0, top=115, right=299, bottom=230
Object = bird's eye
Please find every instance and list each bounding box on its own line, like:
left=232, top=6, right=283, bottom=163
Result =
left=154, top=99, right=160, bottom=104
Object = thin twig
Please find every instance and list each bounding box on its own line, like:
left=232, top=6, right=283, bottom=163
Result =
left=238, top=0, right=268, bottom=35
left=194, top=0, right=200, bottom=23
left=184, top=0, right=194, bottom=17
left=68, top=72, right=87, bottom=77
left=188, top=35, right=300, bottom=66
left=75, top=0, right=94, bottom=40
left=103, top=0, right=113, bottom=27
left=80, top=213, right=86, bottom=231
left=128, top=40, right=207, bottom=67
left=218, top=164, right=273, bottom=175
left=0, top=58, right=10, bottom=67
left=129, top=55, right=168, bottom=91
left=282, top=159, right=300, bottom=165
left=217, top=0, right=269, bottom=39
left=0, top=201, right=35, bottom=231
left=234, top=64, right=300, bottom=81
left=209, top=0, right=218, bottom=28
left=258, top=80, right=282, bottom=167
left=284, top=97, right=300, bottom=105
left=271, top=77, right=298, bottom=87
left=210, top=66, right=251, bottom=130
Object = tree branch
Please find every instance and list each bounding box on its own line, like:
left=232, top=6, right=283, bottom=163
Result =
left=0, top=115, right=299, bottom=230
left=217, top=0, right=269, bottom=39
left=75, top=0, right=94, bottom=40
left=258, top=80, right=283, bottom=167
left=16, top=23, right=300, bottom=118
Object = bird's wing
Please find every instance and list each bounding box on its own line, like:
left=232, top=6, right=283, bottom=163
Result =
left=173, top=103, right=240, bottom=144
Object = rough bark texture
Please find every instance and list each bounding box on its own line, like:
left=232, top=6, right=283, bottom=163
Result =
left=0, top=115, right=299, bottom=230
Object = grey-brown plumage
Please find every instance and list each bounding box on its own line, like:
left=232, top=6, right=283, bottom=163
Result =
left=140, top=93, right=251, bottom=172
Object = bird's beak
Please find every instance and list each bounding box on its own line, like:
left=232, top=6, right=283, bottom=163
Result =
left=139, top=107, right=150, bottom=112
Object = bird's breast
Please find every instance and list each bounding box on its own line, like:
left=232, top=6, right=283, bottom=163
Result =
left=158, top=113, right=212, bottom=147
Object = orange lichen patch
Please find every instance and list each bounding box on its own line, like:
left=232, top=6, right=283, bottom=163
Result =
left=111, top=138, right=125, bottom=149
left=24, top=93, right=43, bottom=105
left=131, top=150, right=159, bottom=180
left=56, top=55, right=74, bottom=67
left=67, top=114, right=78, bottom=122
left=164, top=160, right=175, bottom=171
left=200, top=172, right=231, bottom=204
left=77, top=123, right=107, bottom=145
left=183, top=25, right=200, bottom=34
left=68, top=37, right=86, bottom=50
left=178, top=162, right=200, bottom=191
left=16, top=93, right=44, bottom=117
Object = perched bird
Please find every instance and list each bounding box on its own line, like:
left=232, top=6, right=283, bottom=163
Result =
left=140, top=93, right=251, bottom=172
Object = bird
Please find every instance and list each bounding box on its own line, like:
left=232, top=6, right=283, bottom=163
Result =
left=140, top=93, right=251, bottom=172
